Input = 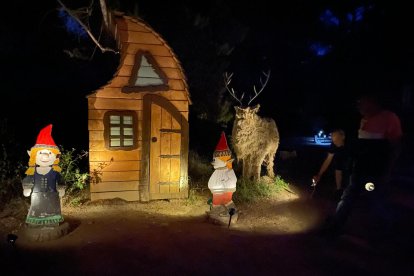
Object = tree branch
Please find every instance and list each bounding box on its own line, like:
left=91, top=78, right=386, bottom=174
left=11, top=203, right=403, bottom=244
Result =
left=99, top=0, right=109, bottom=30
left=57, top=0, right=119, bottom=54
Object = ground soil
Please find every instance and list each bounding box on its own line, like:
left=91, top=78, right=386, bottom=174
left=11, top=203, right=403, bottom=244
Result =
left=1, top=179, right=413, bottom=276
left=1, top=147, right=413, bottom=275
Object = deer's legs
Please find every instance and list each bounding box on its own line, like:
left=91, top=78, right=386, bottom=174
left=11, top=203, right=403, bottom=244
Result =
left=265, top=151, right=276, bottom=178
left=251, top=156, right=262, bottom=181
left=243, top=156, right=254, bottom=180
left=242, top=158, right=249, bottom=180
left=266, top=162, right=275, bottom=178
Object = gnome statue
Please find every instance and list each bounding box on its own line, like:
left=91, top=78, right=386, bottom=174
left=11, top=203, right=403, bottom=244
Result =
left=21, top=124, right=68, bottom=241
left=207, top=131, right=238, bottom=226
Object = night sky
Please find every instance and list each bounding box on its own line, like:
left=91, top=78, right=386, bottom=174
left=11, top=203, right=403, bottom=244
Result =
left=1, top=0, right=413, bottom=154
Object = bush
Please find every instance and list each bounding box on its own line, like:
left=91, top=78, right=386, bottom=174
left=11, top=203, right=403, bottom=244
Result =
left=233, top=175, right=290, bottom=204
left=59, top=147, right=91, bottom=206
left=60, top=147, right=89, bottom=192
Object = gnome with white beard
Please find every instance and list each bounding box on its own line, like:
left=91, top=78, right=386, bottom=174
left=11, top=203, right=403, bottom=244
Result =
left=207, top=131, right=238, bottom=226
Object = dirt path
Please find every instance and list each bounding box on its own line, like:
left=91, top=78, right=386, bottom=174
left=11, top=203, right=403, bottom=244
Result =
left=1, top=181, right=413, bottom=276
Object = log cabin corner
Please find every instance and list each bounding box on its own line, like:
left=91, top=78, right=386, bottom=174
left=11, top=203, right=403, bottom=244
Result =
left=87, top=12, right=190, bottom=202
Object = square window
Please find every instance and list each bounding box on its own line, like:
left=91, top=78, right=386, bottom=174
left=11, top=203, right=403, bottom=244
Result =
left=105, top=111, right=138, bottom=150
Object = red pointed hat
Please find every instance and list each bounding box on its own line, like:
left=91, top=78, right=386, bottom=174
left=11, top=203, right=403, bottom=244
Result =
left=32, top=124, right=58, bottom=149
left=213, top=131, right=232, bottom=157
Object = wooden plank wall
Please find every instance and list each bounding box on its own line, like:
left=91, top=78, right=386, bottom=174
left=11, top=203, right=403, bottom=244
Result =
left=88, top=15, right=189, bottom=201
left=88, top=97, right=142, bottom=201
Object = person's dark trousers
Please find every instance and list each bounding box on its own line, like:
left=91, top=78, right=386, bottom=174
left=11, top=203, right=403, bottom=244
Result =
left=332, top=173, right=364, bottom=230
left=330, top=139, right=391, bottom=233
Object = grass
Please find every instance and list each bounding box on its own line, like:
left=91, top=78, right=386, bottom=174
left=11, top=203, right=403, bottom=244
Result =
left=233, top=175, right=290, bottom=204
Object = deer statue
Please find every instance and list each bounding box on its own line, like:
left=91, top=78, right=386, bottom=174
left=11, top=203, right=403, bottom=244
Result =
left=224, top=70, right=280, bottom=181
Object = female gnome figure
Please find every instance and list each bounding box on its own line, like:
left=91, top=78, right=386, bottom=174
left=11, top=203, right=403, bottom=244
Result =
left=207, top=131, right=238, bottom=226
left=22, top=124, right=65, bottom=228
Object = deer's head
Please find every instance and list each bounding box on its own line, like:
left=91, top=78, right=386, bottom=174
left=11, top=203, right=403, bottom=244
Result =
left=234, top=105, right=260, bottom=124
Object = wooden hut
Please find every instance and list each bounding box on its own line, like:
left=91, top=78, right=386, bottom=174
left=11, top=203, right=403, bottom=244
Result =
left=87, top=12, right=190, bottom=202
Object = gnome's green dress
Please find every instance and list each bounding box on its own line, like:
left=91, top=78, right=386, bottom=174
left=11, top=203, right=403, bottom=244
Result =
left=23, top=169, right=63, bottom=226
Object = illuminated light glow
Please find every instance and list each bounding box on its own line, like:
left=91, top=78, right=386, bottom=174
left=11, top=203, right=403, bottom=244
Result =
left=365, top=182, right=375, bottom=191
left=309, top=42, right=332, bottom=57
left=319, top=9, right=340, bottom=27
left=314, top=129, right=332, bottom=145
left=58, top=8, right=87, bottom=38
left=232, top=195, right=323, bottom=234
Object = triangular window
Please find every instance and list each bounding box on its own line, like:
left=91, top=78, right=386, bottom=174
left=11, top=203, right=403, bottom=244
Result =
left=122, top=51, right=169, bottom=92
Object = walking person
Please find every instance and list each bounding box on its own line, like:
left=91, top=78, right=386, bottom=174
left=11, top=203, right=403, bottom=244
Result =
left=313, top=129, right=351, bottom=201
left=320, top=93, right=403, bottom=238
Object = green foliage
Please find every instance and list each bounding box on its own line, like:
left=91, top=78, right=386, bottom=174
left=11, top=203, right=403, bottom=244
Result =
left=59, top=147, right=102, bottom=206
left=233, top=175, right=290, bottom=204
left=64, top=189, right=91, bottom=207
left=68, top=197, right=81, bottom=207
left=59, top=147, right=90, bottom=193
left=273, top=175, right=291, bottom=192
left=59, top=147, right=112, bottom=206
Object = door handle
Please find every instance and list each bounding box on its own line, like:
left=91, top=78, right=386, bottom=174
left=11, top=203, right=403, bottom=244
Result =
left=151, top=137, right=157, bottom=143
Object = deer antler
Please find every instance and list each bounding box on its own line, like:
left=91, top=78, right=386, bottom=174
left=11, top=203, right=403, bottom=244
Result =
left=224, top=70, right=271, bottom=106
left=247, top=70, right=271, bottom=106
left=224, top=72, right=244, bottom=106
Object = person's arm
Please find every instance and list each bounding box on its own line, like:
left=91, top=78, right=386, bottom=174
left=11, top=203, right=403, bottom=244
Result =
left=314, top=153, right=334, bottom=183
left=335, top=170, right=343, bottom=190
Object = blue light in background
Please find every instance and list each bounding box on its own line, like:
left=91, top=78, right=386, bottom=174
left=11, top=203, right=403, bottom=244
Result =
left=346, top=6, right=366, bottom=23
left=319, top=9, right=340, bottom=27
left=310, top=42, right=332, bottom=57
left=58, top=8, right=87, bottom=38
left=354, top=6, right=365, bottom=22
left=314, top=130, right=331, bottom=146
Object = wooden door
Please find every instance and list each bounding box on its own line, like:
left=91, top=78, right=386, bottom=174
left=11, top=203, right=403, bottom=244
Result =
left=141, top=94, right=188, bottom=201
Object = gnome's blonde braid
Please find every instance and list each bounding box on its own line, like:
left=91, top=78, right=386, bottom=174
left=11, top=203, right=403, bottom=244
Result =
left=25, top=147, right=62, bottom=175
